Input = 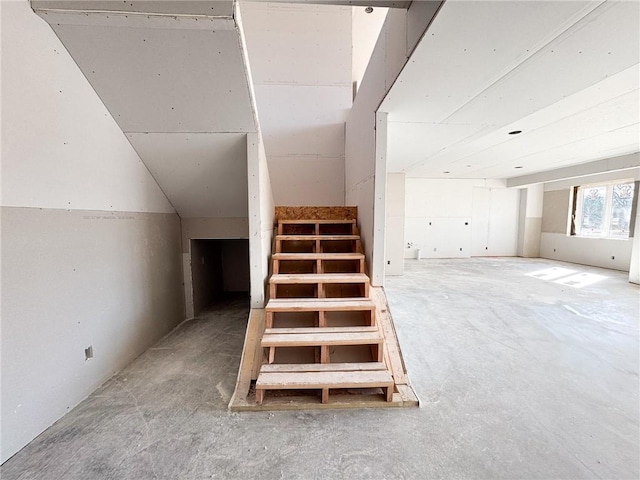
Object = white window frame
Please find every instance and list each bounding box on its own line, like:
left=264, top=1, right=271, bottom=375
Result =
left=572, top=179, right=635, bottom=239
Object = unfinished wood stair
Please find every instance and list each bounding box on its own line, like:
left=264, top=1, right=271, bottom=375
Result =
left=255, top=216, right=396, bottom=405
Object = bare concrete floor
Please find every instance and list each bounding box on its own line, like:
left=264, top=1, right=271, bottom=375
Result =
left=2, top=258, right=639, bottom=479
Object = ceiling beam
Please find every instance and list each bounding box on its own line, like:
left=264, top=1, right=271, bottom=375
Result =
left=247, top=0, right=413, bottom=8
left=506, top=152, right=640, bottom=188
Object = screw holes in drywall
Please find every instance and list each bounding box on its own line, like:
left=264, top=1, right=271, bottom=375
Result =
left=85, top=346, right=93, bottom=361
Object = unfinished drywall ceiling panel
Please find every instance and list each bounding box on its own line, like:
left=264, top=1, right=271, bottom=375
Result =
left=2, top=2, right=173, bottom=213
left=48, top=21, right=255, bottom=134
left=31, top=1, right=234, bottom=16
left=382, top=0, right=639, bottom=179
left=127, top=133, right=248, bottom=218
left=241, top=1, right=352, bottom=205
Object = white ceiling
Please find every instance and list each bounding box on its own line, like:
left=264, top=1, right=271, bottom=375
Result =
left=382, top=0, right=640, bottom=180
left=33, top=2, right=255, bottom=218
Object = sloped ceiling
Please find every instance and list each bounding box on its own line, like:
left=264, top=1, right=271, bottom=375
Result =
left=382, top=0, right=640, bottom=180
left=32, top=1, right=254, bottom=217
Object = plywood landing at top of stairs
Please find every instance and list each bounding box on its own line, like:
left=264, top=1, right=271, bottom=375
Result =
left=275, top=206, right=357, bottom=221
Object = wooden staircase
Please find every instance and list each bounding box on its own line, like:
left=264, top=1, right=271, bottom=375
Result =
left=255, top=216, right=395, bottom=405
left=229, top=206, right=418, bottom=410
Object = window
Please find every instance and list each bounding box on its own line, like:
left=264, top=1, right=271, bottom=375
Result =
left=572, top=181, right=636, bottom=239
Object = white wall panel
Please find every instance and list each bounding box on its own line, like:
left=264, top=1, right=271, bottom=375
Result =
left=405, top=179, right=520, bottom=259
left=240, top=2, right=351, bottom=86
left=1, top=2, right=173, bottom=213
left=241, top=2, right=352, bottom=206
left=540, top=232, right=632, bottom=272
left=254, top=85, right=350, bottom=158
left=471, top=187, right=491, bottom=256
left=268, top=156, right=344, bottom=206
left=487, top=188, right=520, bottom=256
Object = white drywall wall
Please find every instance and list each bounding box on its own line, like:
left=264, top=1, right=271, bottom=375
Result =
left=352, top=6, right=388, bottom=93
left=1, top=1, right=174, bottom=214
left=1, top=1, right=184, bottom=463
left=516, top=184, right=544, bottom=257
left=346, top=8, right=408, bottom=279
left=385, top=173, right=405, bottom=275
left=240, top=2, right=351, bottom=206
left=404, top=179, right=520, bottom=259
left=346, top=2, right=442, bottom=283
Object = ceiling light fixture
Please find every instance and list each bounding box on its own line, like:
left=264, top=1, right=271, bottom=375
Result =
left=508, top=130, right=522, bottom=135
left=365, top=6, right=373, bottom=13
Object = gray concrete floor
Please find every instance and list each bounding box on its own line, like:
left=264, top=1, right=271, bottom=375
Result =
left=2, top=258, right=639, bottom=479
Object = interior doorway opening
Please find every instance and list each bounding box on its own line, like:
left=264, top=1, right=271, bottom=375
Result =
left=190, top=239, right=250, bottom=316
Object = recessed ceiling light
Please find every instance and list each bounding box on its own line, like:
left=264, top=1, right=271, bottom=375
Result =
left=514, top=166, right=523, bottom=169
left=508, top=130, right=522, bottom=135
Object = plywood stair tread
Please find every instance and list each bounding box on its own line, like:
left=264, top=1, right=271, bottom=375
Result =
left=256, top=370, right=393, bottom=389
left=276, top=235, right=360, bottom=240
left=270, top=273, right=369, bottom=284
left=255, top=368, right=394, bottom=404
left=279, top=219, right=356, bottom=224
left=260, top=362, right=387, bottom=373
left=261, top=329, right=383, bottom=347
left=273, top=252, right=364, bottom=260
left=266, top=298, right=375, bottom=311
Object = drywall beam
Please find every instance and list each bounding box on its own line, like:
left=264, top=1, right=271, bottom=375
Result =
left=248, top=0, right=412, bottom=8
left=507, top=153, right=640, bottom=188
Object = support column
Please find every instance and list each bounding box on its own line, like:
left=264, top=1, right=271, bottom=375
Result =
left=628, top=181, right=640, bottom=284
left=517, top=184, right=544, bottom=258
left=372, top=111, right=388, bottom=286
